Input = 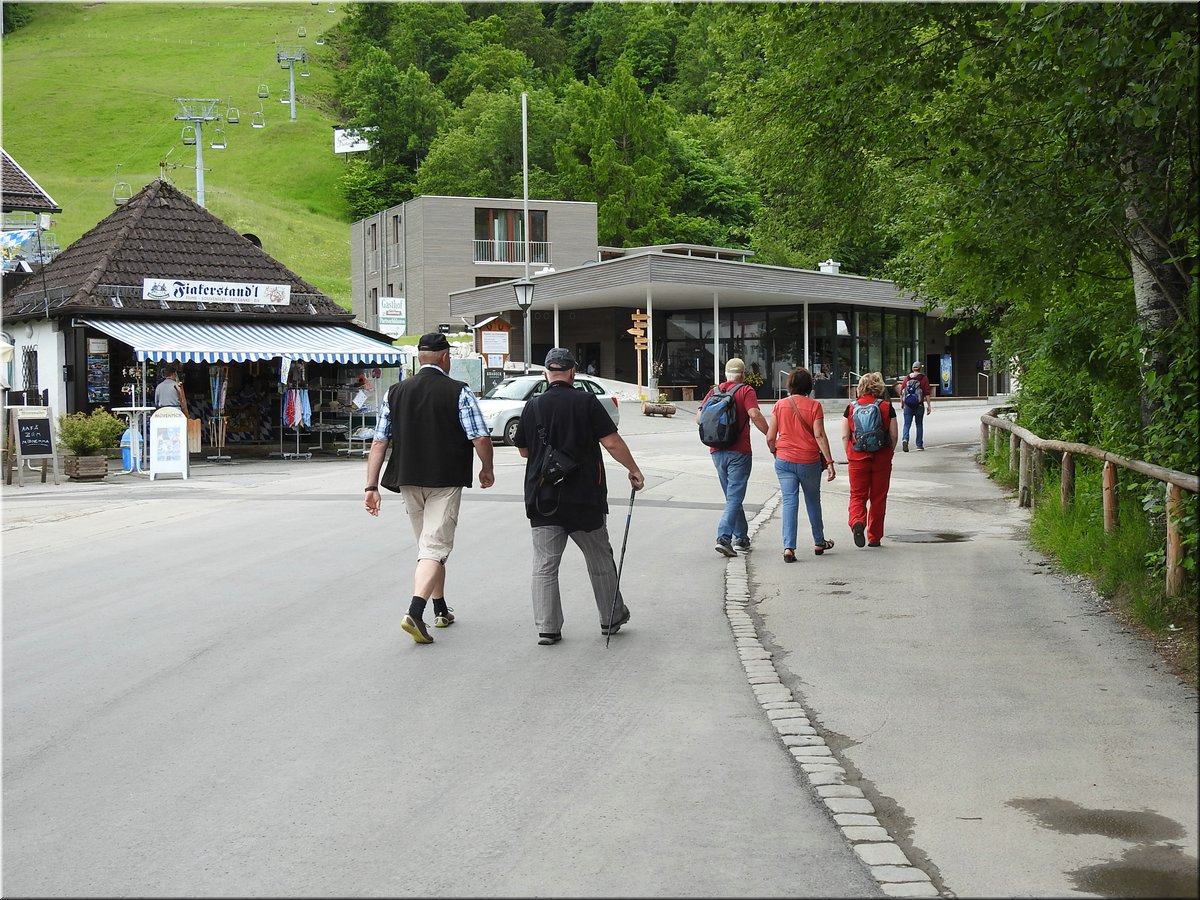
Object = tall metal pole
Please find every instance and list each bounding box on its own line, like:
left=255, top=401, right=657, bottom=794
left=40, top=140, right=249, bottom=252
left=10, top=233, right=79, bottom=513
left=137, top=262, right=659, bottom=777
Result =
left=521, top=91, right=531, bottom=373
left=288, top=61, right=297, bottom=122
left=175, top=99, right=219, bottom=208
left=194, top=121, right=205, bottom=207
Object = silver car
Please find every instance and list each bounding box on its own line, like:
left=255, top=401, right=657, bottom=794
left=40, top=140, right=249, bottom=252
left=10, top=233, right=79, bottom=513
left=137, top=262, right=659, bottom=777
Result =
left=477, top=374, right=621, bottom=445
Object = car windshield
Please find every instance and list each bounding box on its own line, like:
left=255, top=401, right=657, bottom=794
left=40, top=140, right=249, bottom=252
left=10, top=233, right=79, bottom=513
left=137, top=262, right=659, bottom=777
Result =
left=483, top=379, right=535, bottom=400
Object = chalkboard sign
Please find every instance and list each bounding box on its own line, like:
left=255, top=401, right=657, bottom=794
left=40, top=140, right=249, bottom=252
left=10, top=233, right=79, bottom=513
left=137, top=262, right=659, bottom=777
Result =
left=6, top=406, right=60, bottom=487
left=14, top=408, right=54, bottom=458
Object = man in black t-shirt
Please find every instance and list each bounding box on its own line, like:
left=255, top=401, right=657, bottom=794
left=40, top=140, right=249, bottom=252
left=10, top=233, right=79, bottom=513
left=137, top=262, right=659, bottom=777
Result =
left=514, top=348, right=645, bottom=646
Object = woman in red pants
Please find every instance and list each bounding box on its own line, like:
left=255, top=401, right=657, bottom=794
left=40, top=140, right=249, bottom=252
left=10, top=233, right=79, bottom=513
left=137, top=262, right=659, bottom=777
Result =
left=841, top=372, right=899, bottom=548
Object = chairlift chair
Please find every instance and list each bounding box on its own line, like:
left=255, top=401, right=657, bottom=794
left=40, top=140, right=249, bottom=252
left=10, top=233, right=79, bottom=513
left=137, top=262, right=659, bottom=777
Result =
left=252, top=110, right=265, bottom=128
left=226, top=106, right=240, bottom=124
left=257, top=83, right=269, bottom=98
left=315, top=33, right=325, bottom=45
left=298, top=26, right=306, bottom=37
left=112, top=181, right=133, bottom=206
left=300, top=62, right=310, bottom=78
left=210, top=126, right=227, bottom=150
left=181, top=124, right=197, bottom=145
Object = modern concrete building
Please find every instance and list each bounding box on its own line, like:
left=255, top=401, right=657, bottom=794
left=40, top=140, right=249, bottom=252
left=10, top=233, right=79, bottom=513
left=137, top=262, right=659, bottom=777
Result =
left=350, top=195, right=598, bottom=339
left=350, top=196, right=998, bottom=399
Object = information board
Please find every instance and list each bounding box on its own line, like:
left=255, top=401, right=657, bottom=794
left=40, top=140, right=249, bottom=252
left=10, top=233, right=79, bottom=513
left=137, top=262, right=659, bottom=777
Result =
left=449, top=357, right=483, bottom=395
left=149, top=407, right=189, bottom=480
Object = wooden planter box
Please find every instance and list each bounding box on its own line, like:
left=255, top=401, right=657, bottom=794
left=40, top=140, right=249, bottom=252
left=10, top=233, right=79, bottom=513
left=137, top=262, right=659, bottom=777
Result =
left=63, top=454, right=109, bottom=481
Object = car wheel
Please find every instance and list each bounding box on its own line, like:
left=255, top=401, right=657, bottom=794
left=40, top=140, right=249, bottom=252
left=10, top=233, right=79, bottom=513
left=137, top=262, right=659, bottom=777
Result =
left=503, top=418, right=521, bottom=446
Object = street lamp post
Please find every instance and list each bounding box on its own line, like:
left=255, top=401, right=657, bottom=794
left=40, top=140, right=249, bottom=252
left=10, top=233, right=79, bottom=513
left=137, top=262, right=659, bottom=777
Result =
left=514, top=278, right=535, bottom=375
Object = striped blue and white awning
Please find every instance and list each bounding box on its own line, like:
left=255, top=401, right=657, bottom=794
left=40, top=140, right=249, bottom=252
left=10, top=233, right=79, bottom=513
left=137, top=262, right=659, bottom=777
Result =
left=82, top=319, right=404, bottom=365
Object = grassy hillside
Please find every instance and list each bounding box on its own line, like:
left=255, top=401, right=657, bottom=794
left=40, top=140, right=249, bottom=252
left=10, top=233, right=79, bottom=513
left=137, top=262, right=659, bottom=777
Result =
left=2, top=2, right=355, bottom=306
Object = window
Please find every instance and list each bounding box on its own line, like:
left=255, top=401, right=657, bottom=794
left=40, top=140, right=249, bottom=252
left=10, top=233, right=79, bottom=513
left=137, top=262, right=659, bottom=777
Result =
left=391, top=214, right=401, bottom=245
left=474, top=208, right=548, bottom=263
left=366, top=223, right=379, bottom=274
left=22, top=347, right=38, bottom=393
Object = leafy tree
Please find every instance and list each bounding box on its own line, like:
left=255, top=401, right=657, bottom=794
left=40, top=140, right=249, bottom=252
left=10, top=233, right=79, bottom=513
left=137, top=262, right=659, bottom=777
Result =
left=441, top=44, right=535, bottom=105
left=553, top=60, right=680, bottom=245
left=2, top=2, right=36, bottom=35
left=416, top=89, right=564, bottom=198
left=339, top=48, right=450, bottom=215
left=723, top=4, right=1196, bottom=440
left=387, top=2, right=471, bottom=85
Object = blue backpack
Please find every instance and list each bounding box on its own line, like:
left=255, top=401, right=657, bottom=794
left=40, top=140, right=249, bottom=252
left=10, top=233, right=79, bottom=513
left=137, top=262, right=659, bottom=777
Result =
left=698, top=384, right=747, bottom=448
left=851, top=399, right=888, bottom=452
left=902, top=376, right=923, bottom=408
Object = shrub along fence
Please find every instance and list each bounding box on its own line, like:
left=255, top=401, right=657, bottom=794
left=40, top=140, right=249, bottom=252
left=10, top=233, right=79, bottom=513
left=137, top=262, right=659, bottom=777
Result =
left=980, top=407, right=1198, bottom=598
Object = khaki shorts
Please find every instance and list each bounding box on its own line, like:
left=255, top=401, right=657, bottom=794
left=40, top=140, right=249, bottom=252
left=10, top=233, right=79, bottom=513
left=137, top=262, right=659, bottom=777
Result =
left=398, top=485, right=463, bottom=563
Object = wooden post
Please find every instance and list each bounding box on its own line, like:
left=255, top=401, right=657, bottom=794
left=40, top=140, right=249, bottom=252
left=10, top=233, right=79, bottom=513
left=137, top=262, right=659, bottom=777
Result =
left=1031, top=447, right=1044, bottom=501
left=1165, top=482, right=1184, bottom=597
left=1061, top=451, right=1075, bottom=509
left=1102, top=460, right=1118, bottom=532
left=1009, top=432, right=1020, bottom=475
left=1018, top=441, right=1031, bottom=508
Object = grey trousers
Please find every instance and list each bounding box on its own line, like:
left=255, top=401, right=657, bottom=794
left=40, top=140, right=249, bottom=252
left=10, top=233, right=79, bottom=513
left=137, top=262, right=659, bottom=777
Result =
left=530, top=523, right=627, bottom=633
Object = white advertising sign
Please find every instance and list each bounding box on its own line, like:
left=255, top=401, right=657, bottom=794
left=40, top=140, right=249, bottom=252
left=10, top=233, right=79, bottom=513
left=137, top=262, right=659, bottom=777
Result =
left=486, top=354, right=505, bottom=369
left=143, top=278, right=290, bottom=305
left=149, top=407, right=189, bottom=481
left=378, top=296, right=406, bottom=336
left=333, top=126, right=377, bottom=154
left=480, top=330, right=509, bottom=354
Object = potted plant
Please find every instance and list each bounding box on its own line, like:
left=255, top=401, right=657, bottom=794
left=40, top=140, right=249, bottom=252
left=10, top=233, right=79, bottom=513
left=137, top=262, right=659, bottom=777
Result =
left=56, top=408, right=126, bottom=480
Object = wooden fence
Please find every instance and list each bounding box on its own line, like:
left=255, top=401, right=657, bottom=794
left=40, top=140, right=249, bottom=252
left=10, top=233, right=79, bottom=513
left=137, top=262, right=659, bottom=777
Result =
left=980, top=407, right=1198, bottom=598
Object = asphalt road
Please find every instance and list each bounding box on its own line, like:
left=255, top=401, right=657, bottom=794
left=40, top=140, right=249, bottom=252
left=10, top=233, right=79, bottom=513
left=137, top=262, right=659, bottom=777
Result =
left=3, top=397, right=1196, bottom=898
left=2, top=407, right=875, bottom=898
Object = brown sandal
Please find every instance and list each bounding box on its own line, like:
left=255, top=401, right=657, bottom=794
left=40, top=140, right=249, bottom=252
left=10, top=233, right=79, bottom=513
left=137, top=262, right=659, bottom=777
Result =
left=783, top=549, right=796, bottom=563
left=814, top=539, right=835, bottom=555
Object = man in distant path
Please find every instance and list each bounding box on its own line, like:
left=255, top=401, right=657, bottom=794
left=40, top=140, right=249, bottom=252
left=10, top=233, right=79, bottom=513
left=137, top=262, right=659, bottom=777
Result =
left=897, top=361, right=933, bottom=452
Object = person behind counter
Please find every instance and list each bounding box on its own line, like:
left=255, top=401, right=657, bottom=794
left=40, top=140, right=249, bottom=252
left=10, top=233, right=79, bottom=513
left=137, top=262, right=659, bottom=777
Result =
left=154, top=364, right=190, bottom=417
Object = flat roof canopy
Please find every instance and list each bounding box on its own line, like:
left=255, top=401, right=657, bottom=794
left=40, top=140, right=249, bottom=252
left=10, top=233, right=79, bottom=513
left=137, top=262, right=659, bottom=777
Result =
left=450, top=250, right=923, bottom=317
left=82, top=319, right=404, bottom=365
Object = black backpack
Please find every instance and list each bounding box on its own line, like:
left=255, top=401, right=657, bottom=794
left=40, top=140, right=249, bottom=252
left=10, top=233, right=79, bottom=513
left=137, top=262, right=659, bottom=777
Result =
left=698, top=384, right=748, bottom=448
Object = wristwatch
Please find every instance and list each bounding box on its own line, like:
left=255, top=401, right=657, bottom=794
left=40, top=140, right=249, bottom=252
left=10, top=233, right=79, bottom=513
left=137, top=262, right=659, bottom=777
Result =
left=364, top=486, right=378, bottom=491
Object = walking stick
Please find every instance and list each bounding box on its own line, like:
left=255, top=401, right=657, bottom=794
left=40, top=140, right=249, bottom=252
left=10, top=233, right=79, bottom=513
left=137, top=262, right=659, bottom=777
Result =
left=606, top=486, right=637, bottom=649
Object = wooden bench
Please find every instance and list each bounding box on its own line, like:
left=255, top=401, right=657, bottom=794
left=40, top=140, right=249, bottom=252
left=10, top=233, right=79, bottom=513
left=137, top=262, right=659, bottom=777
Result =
left=657, top=384, right=697, bottom=401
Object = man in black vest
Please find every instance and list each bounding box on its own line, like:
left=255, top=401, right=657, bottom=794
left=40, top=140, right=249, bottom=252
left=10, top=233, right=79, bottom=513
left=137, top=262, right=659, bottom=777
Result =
left=513, top=348, right=644, bottom=646
left=364, top=332, right=495, bottom=644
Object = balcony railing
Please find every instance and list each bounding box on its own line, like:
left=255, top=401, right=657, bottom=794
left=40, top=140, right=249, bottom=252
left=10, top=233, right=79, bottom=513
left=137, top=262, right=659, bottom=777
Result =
left=474, top=239, right=551, bottom=265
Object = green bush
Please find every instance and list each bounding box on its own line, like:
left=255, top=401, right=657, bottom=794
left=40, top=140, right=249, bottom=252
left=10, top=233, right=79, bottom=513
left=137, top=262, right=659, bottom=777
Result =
left=56, top=409, right=127, bottom=456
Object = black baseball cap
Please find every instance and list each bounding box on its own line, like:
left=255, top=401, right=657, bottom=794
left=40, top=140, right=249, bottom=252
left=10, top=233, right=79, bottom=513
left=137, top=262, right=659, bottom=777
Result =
left=417, top=332, right=450, bottom=351
left=544, top=348, right=577, bottom=371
